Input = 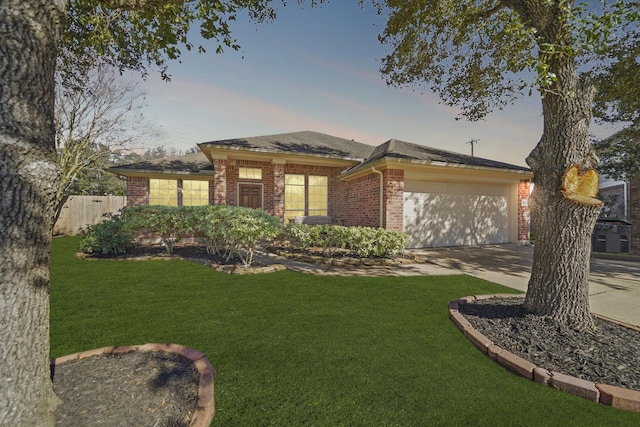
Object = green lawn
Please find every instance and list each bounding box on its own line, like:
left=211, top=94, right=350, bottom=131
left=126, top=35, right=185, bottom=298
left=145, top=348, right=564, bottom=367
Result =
left=50, top=237, right=640, bottom=426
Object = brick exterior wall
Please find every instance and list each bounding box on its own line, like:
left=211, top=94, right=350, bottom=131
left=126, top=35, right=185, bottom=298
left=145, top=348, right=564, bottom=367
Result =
left=212, top=159, right=227, bottom=205
left=630, top=180, right=640, bottom=254
left=126, top=176, right=150, bottom=206
left=214, top=160, right=345, bottom=221
left=273, top=162, right=285, bottom=218
left=517, top=180, right=532, bottom=243
left=383, top=169, right=404, bottom=231
left=338, top=173, right=382, bottom=228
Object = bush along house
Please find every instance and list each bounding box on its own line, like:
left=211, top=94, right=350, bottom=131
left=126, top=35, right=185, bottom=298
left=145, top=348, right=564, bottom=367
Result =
left=109, top=131, right=533, bottom=248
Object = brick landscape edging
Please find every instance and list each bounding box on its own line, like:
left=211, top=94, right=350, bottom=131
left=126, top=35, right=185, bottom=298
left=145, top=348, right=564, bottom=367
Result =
left=449, top=295, right=640, bottom=413
left=52, top=343, right=216, bottom=426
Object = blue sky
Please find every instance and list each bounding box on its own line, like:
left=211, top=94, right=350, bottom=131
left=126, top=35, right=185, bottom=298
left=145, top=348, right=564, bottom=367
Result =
left=139, top=2, right=620, bottom=167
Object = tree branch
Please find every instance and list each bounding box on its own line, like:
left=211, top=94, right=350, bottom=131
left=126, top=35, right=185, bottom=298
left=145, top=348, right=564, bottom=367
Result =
left=477, top=1, right=507, bottom=20
left=100, top=0, right=184, bottom=10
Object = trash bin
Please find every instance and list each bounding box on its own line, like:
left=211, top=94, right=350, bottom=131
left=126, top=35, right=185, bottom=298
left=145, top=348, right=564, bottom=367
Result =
left=592, top=219, right=632, bottom=253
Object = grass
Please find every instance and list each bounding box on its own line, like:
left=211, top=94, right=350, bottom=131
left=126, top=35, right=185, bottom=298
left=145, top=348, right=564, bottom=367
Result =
left=50, top=237, right=640, bottom=426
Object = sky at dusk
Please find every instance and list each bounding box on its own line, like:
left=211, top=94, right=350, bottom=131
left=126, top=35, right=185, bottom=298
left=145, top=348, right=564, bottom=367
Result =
left=137, top=2, right=621, bottom=167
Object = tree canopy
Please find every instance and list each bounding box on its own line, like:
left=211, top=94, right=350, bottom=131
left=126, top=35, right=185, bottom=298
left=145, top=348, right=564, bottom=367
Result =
left=377, top=0, right=639, bottom=122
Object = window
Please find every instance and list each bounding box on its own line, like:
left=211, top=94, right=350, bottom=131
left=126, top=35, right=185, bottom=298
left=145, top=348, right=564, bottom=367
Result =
left=149, top=179, right=178, bottom=206
left=149, top=179, right=209, bottom=206
left=284, top=174, right=305, bottom=222
left=284, top=174, right=328, bottom=222
left=182, top=180, right=209, bottom=206
left=308, top=175, right=328, bottom=216
left=239, top=167, right=262, bottom=180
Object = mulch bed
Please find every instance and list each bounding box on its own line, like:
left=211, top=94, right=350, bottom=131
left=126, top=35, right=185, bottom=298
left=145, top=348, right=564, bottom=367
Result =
left=53, top=351, right=200, bottom=426
left=459, top=296, right=640, bottom=392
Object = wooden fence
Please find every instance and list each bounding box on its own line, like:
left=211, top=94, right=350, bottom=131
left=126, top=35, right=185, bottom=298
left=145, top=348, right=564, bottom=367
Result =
left=53, top=196, right=126, bottom=236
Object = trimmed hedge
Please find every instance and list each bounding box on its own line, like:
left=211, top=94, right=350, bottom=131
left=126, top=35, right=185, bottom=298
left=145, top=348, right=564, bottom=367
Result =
left=284, top=223, right=406, bottom=258
left=80, top=206, right=407, bottom=264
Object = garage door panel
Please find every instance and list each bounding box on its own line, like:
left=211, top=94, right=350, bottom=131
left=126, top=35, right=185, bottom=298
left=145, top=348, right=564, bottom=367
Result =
left=403, top=191, right=509, bottom=248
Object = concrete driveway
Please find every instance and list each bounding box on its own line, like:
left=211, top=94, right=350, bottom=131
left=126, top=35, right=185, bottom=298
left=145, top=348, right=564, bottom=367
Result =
left=410, top=245, right=640, bottom=327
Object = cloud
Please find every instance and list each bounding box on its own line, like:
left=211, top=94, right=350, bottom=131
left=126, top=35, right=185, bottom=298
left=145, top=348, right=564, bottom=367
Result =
left=144, top=75, right=382, bottom=145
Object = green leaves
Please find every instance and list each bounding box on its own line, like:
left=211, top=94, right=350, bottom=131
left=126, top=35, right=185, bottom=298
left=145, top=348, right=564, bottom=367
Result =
left=61, top=1, right=325, bottom=80
left=284, top=223, right=406, bottom=258
left=188, top=205, right=284, bottom=266
left=376, top=0, right=639, bottom=120
left=379, top=0, right=537, bottom=120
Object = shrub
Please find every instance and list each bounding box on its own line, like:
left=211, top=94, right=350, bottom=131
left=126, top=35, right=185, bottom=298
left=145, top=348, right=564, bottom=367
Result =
left=221, top=207, right=284, bottom=266
left=283, top=224, right=406, bottom=258
left=123, top=205, right=192, bottom=254
left=189, top=206, right=284, bottom=266
left=187, top=205, right=228, bottom=256
left=79, top=212, right=135, bottom=255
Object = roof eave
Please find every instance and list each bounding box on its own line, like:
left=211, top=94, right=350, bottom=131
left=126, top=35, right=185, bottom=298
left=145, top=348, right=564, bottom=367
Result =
left=199, top=146, right=365, bottom=167
left=340, top=157, right=533, bottom=181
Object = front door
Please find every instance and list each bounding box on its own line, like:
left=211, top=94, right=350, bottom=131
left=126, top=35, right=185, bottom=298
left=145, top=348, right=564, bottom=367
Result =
left=238, top=184, right=262, bottom=209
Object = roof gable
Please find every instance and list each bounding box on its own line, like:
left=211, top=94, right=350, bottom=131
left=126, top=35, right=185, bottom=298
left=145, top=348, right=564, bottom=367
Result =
left=199, top=131, right=375, bottom=161
left=344, top=138, right=530, bottom=175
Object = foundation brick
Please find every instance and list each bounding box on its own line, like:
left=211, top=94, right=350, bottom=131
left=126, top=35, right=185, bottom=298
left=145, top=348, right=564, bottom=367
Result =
left=597, top=383, right=640, bottom=412
left=464, top=327, right=493, bottom=354
left=496, top=350, right=536, bottom=379
left=533, top=367, right=552, bottom=385
left=487, top=344, right=502, bottom=361
left=54, top=353, right=80, bottom=365
left=193, top=357, right=216, bottom=377
left=549, top=371, right=600, bottom=402
left=79, top=347, right=115, bottom=360
left=449, top=309, right=472, bottom=330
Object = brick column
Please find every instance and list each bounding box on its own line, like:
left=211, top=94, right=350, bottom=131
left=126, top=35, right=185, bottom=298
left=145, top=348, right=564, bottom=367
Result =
left=272, top=161, right=285, bottom=220
left=517, top=180, right=532, bottom=244
left=126, top=176, right=149, bottom=206
left=383, top=169, right=404, bottom=231
left=629, top=179, right=640, bottom=254
left=212, top=158, right=227, bottom=205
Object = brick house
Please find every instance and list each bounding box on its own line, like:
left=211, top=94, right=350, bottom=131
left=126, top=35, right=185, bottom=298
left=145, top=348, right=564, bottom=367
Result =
left=599, top=178, right=640, bottom=254
left=109, top=131, right=533, bottom=248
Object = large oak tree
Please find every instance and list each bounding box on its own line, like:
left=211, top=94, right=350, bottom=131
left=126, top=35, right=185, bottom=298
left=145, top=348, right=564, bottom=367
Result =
left=375, top=0, right=638, bottom=329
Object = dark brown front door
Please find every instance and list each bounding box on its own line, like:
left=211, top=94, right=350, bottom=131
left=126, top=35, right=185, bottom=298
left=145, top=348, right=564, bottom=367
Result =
left=239, top=184, right=262, bottom=209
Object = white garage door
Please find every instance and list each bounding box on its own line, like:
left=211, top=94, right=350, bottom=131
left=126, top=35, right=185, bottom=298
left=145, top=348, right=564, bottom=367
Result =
left=403, top=181, right=510, bottom=248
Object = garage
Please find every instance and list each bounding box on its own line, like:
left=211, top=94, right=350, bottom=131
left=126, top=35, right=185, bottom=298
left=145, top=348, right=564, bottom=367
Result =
left=403, top=181, right=512, bottom=248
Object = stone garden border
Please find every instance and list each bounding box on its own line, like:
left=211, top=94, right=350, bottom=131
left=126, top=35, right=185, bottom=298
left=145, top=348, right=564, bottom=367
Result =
left=450, top=294, right=640, bottom=413
left=52, top=343, right=215, bottom=427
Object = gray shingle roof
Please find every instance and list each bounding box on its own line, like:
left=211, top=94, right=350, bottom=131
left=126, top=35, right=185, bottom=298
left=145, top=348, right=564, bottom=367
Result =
left=108, top=152, right=212, bottom=174
left=109, top=132, right=530, bottom=176
left=198, top=130, right=375, bottom=161
left=344, top=138, right=530, bottom=174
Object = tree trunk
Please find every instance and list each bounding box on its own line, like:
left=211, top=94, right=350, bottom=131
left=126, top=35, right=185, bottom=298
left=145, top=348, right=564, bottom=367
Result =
left=0, top=1, right=65, bottom=425
left=524, top=53, right=603, bottom=330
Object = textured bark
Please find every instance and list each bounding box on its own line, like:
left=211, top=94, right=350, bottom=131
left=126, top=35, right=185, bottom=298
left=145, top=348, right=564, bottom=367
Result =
left=523, top=21, right=603, bottom=330
left=0, top=1, right=65, bottom=425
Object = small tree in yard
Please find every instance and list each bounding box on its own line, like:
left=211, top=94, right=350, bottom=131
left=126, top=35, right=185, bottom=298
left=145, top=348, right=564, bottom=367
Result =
left=54, top=58, right=149, bottom=225
left=375, top=0, right=639, bottom=330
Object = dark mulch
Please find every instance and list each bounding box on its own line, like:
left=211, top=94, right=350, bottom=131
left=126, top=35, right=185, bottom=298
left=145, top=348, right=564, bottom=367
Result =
left=53, top=351, right=200, bottom=427
left=459, top=296, right=640, bottom=391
